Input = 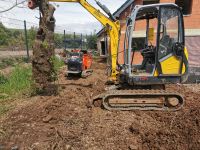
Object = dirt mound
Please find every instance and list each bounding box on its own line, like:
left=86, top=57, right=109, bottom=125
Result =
left=128, top=106, right=200, bottom=150
left=0, top=61, right=200, bottom=150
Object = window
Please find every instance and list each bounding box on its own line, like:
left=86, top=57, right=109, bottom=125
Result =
left=143, top=0, right=160, bottom=5
left=131, top=16, right=158, bottom=65
left=175, top=0, right=193, bottom=15
left=132, top=37, right=146, bottom=51
left=158, top=7, right=182, bottom=60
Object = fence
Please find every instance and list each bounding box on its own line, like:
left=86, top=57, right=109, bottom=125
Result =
left=0, top=16, right=94, bottom=61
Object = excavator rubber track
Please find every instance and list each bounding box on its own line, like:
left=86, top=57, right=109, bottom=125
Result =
left=92, top=89, right=184, bottom=111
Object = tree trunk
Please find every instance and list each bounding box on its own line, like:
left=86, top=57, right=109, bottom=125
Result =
left=32, top=0, right=57, bottom=95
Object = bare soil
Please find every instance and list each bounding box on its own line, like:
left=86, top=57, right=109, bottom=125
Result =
left=0, top=59, right=200, bottom=150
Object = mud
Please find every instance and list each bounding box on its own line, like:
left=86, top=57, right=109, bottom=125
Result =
left=0, top=60, right=200, bottom=150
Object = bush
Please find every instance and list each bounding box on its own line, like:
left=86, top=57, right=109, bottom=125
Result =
left=52, top=55, right=65, bottom=72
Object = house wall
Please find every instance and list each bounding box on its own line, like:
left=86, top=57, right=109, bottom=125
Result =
left=118, top=0, right=142, bottom=64
left=97, top=34, right=105, bottom=56
left=117, top=0, right=200, bottom=65
left=97, top=0, right=200, bottom=65
left=97, top=31, right=110, bottom=56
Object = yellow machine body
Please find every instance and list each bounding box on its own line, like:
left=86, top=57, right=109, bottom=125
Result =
left=154, top=47, right=189, bottom=76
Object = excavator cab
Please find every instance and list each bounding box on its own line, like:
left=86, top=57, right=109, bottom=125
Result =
left=120, top=4, right=189, bottom=86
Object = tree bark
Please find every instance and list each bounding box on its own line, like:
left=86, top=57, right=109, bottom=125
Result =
left=32, top=0, right=57, bottom=95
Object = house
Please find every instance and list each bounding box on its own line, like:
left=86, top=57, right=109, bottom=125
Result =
left=97, top=0, right=200, bottom=66
left=97, top=0, right=135, bottom=56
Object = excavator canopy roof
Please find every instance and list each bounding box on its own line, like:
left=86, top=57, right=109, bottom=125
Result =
left=132, top=3, right=181, bottom=20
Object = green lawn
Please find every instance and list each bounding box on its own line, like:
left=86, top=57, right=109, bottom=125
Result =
left=0, top=65, right=32, bottom=115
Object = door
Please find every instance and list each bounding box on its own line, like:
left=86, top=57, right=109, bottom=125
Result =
left=157, top=6, right=185, bottom=75
left=100, top=41, right=106, bottom=56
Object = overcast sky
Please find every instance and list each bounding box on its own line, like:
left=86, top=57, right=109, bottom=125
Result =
left=0, top=0, right=127, bottom=34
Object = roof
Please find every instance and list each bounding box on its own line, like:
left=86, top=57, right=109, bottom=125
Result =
left=97, top=0, right=135, bottom=37
left=113, top=0, right=134, bottom=18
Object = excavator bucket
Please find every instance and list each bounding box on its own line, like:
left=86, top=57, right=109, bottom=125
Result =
left=28, top=0, right=38, bottom=9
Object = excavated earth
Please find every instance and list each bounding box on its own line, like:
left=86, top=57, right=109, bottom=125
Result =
left=0, top=59, right=200, bottom=150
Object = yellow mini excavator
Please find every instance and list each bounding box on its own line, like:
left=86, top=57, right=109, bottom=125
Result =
left=28, top=1, right=189, bottom=111
left=93, top=3, right=189, bottom=111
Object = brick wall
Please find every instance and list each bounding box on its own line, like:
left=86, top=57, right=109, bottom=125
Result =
left=117, top=0, right=200, bottom=64
left=160, top=0, right=200, bottom=29
left=118, top=0, right=142, bottom=64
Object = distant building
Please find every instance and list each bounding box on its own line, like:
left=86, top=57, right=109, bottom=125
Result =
left=97, top=0, right=200, bottom=66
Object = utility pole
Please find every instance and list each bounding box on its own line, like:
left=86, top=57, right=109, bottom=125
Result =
left=24, top=20, right=29, bottom=61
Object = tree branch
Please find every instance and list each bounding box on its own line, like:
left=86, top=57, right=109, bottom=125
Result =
left=0, top=0, right=26, bottom=13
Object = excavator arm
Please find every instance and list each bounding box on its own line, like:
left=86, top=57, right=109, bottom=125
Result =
left=28, top=0, right=120, bottom=82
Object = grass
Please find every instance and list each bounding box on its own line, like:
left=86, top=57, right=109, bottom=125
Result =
left=0, top=105, right=10, bottom=116
left=52, top=56, right=65, bottom=72
left=0, top=57, right=28, bottom=70
left=49, top=56, right=65, bottom=81
left=0, top=56, right=64, bottom=99
left=0, top=74, right=8, bottom=84
left=0, top=55, right=64, bottom=116
left=0, top=65, right=32, bottom=116
left=0, top=65, right=32, bottom=99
